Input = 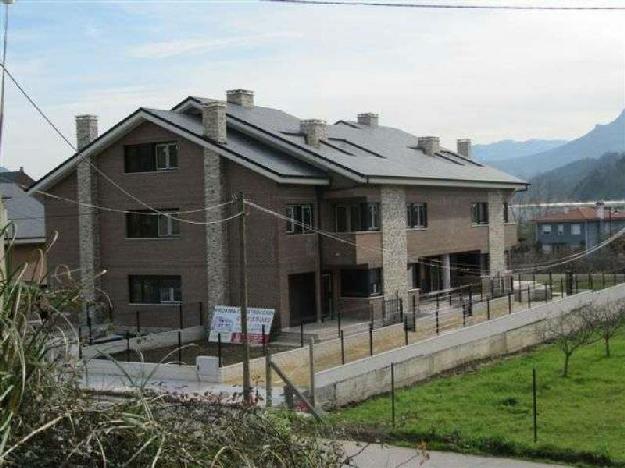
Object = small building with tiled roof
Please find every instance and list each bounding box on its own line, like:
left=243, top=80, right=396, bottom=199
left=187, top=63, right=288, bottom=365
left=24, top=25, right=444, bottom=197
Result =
left=533, top=203, right=625, bottom=253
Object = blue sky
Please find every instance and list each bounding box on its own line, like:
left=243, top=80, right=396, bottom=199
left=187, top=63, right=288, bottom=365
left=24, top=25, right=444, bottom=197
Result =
left=1, top=0, right=624, bottom=178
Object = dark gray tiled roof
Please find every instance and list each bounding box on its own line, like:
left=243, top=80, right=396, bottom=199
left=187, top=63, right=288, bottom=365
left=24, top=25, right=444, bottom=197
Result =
left=180, top=97, right=526, bottom=186
left=1, top=181, right=45, bottom=242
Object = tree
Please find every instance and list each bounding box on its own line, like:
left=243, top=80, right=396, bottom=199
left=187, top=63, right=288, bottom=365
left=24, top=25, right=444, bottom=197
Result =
left=586, top=302, right=625, bottom=357
left=542, top=306, right=596, bottom=377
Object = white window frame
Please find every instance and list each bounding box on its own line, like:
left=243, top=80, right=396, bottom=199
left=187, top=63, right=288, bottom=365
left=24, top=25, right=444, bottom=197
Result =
left=159, top=286, right=179, bottom=303
left=155, top=142, right=178, bottom=171
left=571, top=224, right=581, bottom=236
left=367, top=203, right=380, bottom=231
left=158, top=213, right=180, bottom=238
left=557, top=224, right=565, bottom=235
left=542, top=224, right=552, bottom=234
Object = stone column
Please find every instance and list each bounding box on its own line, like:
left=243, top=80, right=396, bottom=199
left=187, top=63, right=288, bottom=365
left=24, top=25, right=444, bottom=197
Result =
left=381, top=186, right=409, bottom=307
left=76, top=114, right=99, bottom=302
left=441, top=254, right=451, bottom=290
left=202, top=102, right=229, bottom=319
left=487, top=191, right=505, bottom=276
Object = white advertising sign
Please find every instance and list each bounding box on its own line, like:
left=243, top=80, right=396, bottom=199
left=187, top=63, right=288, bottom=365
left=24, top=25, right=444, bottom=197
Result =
left=209, top=305, right=275, bottom=344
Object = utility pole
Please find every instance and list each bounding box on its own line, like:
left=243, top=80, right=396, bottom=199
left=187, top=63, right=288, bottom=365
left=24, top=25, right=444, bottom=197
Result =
left=238, top=192, right=251, bottom=403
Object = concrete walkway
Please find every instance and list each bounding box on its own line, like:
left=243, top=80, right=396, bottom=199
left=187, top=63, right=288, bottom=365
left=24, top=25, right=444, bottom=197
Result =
left=341, top=441, right=566, bottom=468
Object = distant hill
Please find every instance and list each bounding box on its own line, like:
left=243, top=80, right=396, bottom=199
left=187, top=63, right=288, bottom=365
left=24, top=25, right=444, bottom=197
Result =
left=518, top=152, right=625, bottom=202
left=473, top=139, right=566, bottom=162
left=490, top=109, right=625, bottom=179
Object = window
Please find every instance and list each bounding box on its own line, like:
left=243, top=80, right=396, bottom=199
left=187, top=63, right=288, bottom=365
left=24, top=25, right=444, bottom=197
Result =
left=286, top=204, right=314, bottom=234
left=124, top=142, right=178, bottom=173
left=126, top=210, right=180, bottom=238
left=155, top=143, right=178, bottom=170
left=471, top=202, right=489, bottom=225
left=557, top=224, right=565, bottom=235
left=571, top=224, right=581, bottom=235
left=504, top=202, right=510, bottom=223
left=407, top=203, right=428, bottom=228
left=129, top=275, right=181, bottom=304
left=542, top=224, right=552, bottom=234
left=334, top=202, right=381, bottom=232
left=340, top=268, right=383, bottom=297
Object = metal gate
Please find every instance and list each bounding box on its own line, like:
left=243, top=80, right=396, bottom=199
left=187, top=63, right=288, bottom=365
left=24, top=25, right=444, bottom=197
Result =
left=382, top=297, right=403, bottom=326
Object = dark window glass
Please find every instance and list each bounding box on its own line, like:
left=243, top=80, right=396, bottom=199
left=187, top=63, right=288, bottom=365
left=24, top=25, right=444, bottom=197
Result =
left=340, top=268, right=383, bottom=297
left=126, top=210, right=180, bottom=238
left=350, top=205, right=362, bottom=231
left=285, top=204, right=314, bottom=234
left=129, top=275, right=182, bottom=304
left=124, top=142, right=178, bottom=173
left=504, top=202, right=510, bottom=223
left=363, top=203, right=380, bottom=230
left=471, top=202, right=489, bottom=225
left=407, top=203, right=428, bottom=228
left=335, top=206, right=348, bottom=232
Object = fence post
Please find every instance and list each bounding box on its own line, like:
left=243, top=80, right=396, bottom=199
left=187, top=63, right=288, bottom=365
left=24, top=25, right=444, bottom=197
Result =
left=87, top=309, right=93, bottom=345
left=198, top=301, right=203, bottom=326
left=532, top=271, right=536, bottom=287
left=217, top=333, right=223, bottom=368
left=480, top=281, right=484, bottom=301
left=265, top=348, right=272, bottom=408
left=337, top=311, right=341, bottom=337
left=527, top=287, right=532, bottom=309
left=462, top=303, right=466, bottom=327
left=178, top=303, right=183, bottom=330
left=390, top=362, right=396, bottom=428
left=436, top=307, right=440, bottom=334
left=486, top=297, right=491, bottom=320
left=544, top=283, right=548, bottom=303
left=508, top=291, right=512, bottom=314
left=136, top=310, right=141, bottom=336
left=125, top=330, right=130, bottom=362
left=468, top=285, right=473, bottom=316
left=561, top=277, right=565, bottom=297
left=588, top=272, right=593, bottom=290
left=436, top=293, right=440, bottom=310
left=403, top=317, right=409, bottom=346
left=78, top=326, right=83, bottom=360
left=308, top=338, right=316, bottom=408
left=602, top=272, right=606, bottom=289
left=340, top=330, right=345, bottom=365
left=548, top=271, right=552, bottom=290
left=533, top=367, right=538, bottom=443
left=262, top=324, right=267, bottom=356
left=177, top=330, right=182, bottom=366
left=369, top=323, right=373, bottom=356
left=300, top=321, right=305, bottom=348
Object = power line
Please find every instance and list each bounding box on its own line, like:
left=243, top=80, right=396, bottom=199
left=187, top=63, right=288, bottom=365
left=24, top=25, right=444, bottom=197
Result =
left=0, top=2, right=9, bottom=165
left=263, top=0, right=625, bottom=11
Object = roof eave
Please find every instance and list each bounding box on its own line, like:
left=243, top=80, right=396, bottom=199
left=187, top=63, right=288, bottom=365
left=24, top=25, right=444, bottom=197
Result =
left=365, top=176, right=528, bottom=190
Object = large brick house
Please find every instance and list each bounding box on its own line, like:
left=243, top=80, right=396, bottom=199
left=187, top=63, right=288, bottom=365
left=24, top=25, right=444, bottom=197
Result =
left=29, top=90, right=527, bottom=329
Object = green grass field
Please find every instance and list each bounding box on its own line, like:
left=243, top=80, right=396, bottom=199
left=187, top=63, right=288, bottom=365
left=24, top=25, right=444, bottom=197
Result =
left=334, top=331, right=625, bottom=466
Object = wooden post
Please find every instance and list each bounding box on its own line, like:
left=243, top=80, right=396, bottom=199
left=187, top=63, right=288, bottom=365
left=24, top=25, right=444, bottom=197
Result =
left=217, top=332, right=223, bottom=367
left=533, top=367, right=538, bottom=443
left=340, top=330, right=345, bottom=365
left=309, top=338, right=316, bottom=408
left=390, top=362, right=396, bottom=428
left=238, top=193, right=252, bottom=403
left=262, top=324, right=267, bottom=356
left=265, top=347, right=272, bottom=408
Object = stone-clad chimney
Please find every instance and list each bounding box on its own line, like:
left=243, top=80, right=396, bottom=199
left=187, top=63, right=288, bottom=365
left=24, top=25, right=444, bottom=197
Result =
left=202, top=101, right=227, bottom=144
left=75, top=114, right=100, bottom=306
left=417, top=136, right=440, bottom=156
left=300, top=119, right=327, bottom=148
left=357, top=113, right=379, bottom=127
left=596, top=201, right=605, bottom=220
left=75, top=114, right=98, bottom=151
left=457, top=139, right=472, bottom=159
left=226, top=89, right=254, bottom=108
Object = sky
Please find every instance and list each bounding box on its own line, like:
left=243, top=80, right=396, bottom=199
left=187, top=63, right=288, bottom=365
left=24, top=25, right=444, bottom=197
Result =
left=0, top=0, right=624, bottom=178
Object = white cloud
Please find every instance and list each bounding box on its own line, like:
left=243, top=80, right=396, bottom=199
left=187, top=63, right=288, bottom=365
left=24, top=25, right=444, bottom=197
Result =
left=127, top=32, right=301, bottom=59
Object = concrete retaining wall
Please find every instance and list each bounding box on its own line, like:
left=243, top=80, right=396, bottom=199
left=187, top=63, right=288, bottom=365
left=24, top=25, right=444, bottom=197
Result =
left=315, top=284, right=625, bottom=408
left=82, top=325, right=205, bottom=359
left=220, top=321, right=406, bottom=382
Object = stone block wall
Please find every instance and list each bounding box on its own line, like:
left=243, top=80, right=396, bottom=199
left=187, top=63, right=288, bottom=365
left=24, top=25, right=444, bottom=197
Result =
left=381, top=186, right=409, bottom=306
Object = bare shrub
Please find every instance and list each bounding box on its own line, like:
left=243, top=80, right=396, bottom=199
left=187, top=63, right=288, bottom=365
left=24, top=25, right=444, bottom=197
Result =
left=585, top=302, right=625, bottom=357
left=541, top=306, right=596, bottom=377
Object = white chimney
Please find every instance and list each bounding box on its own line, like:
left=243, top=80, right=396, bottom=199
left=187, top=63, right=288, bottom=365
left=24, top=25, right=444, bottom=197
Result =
left=417, top=136, right=440, bottom=156
left=75, top=114, right=98, bottom=151
left=457, top=139, right=472, bottom=159
left=596, top=201, right=605, bottom=220
left=226, top=89, right=254, bottom=108
left=357, top=113, right=379, bottom=127
left=300, top=119, right=327, bottom=148
left=202, top=101, right=227, bottom=144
